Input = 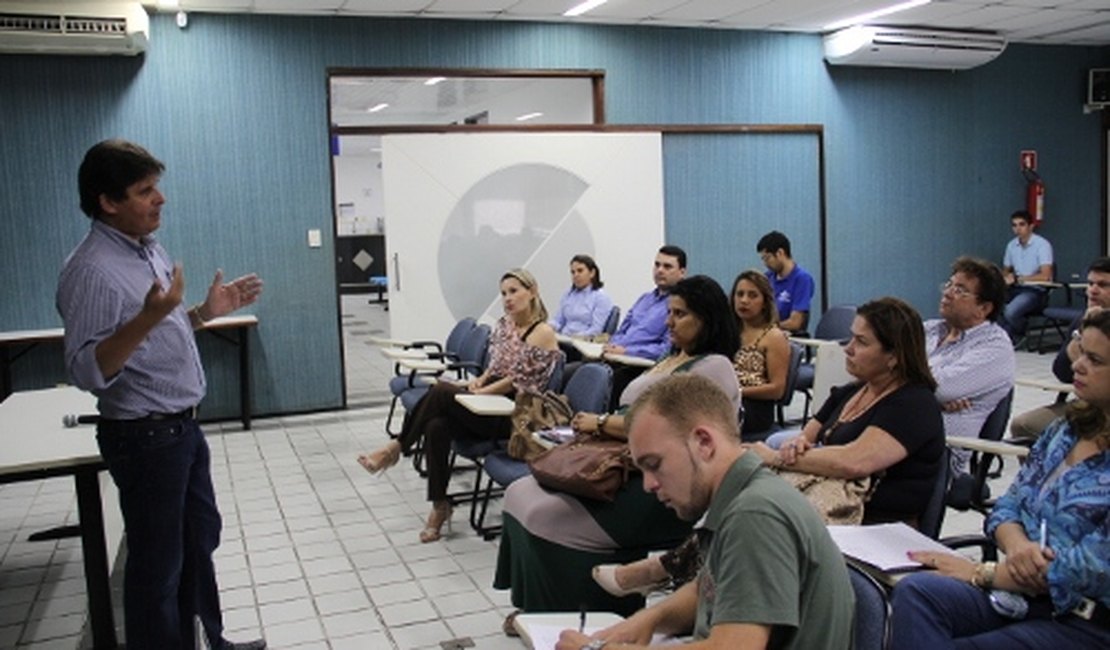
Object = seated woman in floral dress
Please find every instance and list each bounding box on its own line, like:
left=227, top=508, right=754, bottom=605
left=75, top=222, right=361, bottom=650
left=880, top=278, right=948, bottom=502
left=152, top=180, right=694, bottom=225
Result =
left=358, top=268, right=561, bottom=543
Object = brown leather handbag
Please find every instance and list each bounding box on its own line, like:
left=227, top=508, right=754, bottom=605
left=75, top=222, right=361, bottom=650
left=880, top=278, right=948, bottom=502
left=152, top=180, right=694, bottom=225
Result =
left=507, top=390, right=575, bottom=462
left=528, top=433, right=633, bottom=502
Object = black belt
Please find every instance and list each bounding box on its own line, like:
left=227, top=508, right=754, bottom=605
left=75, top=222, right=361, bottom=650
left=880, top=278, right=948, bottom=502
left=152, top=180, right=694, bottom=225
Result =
left=101, top=406, right=199, bottom=424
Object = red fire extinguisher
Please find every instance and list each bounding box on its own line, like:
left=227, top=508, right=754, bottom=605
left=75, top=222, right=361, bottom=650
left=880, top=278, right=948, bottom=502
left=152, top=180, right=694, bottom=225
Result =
left=1023, top=168, right=1045, bottom=225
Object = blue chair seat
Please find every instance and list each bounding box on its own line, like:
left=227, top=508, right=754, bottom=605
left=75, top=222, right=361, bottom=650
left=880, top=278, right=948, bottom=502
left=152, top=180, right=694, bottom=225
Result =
left=389, top=374, right=433, bottom=395
left=795, top=364, right=815, bottom=390
left=399, top=385, right=431, bottom=412
left=484, top=449, right=531, bottom=486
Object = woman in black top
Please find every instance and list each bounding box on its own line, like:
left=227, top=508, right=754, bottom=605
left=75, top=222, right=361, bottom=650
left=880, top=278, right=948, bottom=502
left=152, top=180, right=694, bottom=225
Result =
left=749, top=297, right=945, bottom=525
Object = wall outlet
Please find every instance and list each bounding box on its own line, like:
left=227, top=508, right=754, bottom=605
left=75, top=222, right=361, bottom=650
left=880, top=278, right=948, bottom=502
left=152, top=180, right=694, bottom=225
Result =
left=308, top=229, right=322, bottom=248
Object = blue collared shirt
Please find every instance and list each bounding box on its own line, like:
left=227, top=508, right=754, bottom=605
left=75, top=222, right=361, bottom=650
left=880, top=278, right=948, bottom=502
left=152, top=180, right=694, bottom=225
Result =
left=1003, top=233, right=1053, bottom=277
left=550, top=286, right=613, bottom=337
left=56, top=220, right=206, bottom=419
left=611, top=288, right=671, bottom=360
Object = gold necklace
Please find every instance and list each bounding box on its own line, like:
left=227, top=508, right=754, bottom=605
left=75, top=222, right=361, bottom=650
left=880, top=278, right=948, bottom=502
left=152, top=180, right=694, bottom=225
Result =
left=837, top=377, right=899, bottom=424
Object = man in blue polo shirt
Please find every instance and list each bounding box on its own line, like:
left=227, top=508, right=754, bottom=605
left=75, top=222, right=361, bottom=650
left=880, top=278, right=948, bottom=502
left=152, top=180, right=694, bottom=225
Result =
left=757, top=231, right=814, bottom=334
left=1001, top=209, right=1053, bottom=341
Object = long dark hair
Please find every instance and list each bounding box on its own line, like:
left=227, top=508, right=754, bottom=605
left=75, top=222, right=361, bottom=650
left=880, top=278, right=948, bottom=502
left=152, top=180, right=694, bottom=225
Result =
left=856, top=297, right=937, bottom=392
left=668, top=275, right=739, bottom=359
left=730, top=270, right=779, bottom=332
left=1067, top=309, right=1110, bottom=442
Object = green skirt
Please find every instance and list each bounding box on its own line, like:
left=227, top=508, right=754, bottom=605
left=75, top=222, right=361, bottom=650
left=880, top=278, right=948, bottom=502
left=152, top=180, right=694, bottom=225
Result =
left=493, top=475, right=692, bottom=616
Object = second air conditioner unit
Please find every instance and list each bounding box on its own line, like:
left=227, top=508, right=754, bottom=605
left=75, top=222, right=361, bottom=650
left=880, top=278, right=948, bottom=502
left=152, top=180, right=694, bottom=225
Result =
left=824, top=26, right=1006, bottom=70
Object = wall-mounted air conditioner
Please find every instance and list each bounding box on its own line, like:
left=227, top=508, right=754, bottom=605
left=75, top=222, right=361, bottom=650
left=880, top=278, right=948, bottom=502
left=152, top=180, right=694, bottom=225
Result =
left=0, top=2, right=148, bottom=56
left=824, top=26, right=1006, bottom=70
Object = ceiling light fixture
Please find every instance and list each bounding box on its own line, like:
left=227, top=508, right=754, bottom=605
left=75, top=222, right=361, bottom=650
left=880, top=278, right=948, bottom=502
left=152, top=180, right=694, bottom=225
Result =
left=425, top=77, right=446, bottom=86
left=367, top=103, right=389, bottom=113
left=515, top=112, right=544, bottom=122
left=564, top=0, right=609, bottom=18
left=823, top=0, right=930, bottom=32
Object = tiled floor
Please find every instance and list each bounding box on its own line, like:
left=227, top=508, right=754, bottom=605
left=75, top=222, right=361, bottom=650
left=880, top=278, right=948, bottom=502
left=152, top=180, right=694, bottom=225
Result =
left=1, top=295, right=1048, bottom=649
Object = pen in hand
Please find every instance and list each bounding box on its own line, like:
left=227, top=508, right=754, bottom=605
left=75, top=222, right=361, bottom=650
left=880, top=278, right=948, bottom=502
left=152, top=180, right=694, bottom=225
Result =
left=1039, top=518, right=1047, bottom=551
left=579, top=603, right=587, bottom=633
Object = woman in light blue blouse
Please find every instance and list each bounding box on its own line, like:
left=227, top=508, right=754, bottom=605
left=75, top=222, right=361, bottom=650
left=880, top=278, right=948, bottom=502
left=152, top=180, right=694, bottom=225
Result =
left=890, top=310, right=1110, bottom=649
left=550, top=254, right=614, bottom=337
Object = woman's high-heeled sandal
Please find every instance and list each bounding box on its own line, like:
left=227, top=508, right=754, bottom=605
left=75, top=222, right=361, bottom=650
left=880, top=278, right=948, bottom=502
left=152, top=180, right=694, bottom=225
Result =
left=419, top=501, right=453, bottom=543
left=592, top=563, right=668, bottom=597
left=357, top=441, right=401, bottom=475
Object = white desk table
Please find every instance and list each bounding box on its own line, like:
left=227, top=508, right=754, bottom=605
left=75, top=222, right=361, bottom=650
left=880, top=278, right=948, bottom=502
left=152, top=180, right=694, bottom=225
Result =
left=1, top=387, right=119, bottom=649
left=0, top=315, right=259, bottom=430
left=455, top=393, right=516, bottom=416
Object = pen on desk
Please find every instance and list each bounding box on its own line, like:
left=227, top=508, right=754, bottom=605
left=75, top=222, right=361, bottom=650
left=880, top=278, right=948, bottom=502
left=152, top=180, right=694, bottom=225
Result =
left=579, top=604, right=587, bottom=633
left=1039, top=519, right=1047, bottom=551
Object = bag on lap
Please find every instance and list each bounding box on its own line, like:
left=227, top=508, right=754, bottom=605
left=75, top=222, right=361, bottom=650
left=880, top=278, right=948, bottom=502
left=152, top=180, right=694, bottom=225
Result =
left=528, top=433, right=633, bottom=502
left=508, top=390, right=575, bottom=461
left=772, top=469, right=876, bottom=525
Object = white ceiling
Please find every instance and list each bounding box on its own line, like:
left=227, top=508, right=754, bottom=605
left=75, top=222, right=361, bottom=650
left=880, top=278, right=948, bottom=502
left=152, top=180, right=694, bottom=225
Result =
left=151, top=0, right=1110, bottom=46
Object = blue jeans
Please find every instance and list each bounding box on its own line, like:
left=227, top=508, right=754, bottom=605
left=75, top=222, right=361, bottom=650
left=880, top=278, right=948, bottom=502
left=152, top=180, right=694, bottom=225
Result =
left=890, top=572, right=1110, bottom=649
left=97, top=418, right=227, bottom=650
left=1003, top=287, right=1046, bottom=337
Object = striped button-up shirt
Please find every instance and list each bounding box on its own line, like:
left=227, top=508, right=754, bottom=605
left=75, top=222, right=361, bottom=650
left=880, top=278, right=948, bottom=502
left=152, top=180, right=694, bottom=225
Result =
left=57, top=220, right=205, bottom=419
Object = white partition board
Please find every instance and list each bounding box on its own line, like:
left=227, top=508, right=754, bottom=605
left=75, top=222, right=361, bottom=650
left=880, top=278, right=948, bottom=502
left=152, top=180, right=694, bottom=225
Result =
left=382, top=132, right=664, bottom=340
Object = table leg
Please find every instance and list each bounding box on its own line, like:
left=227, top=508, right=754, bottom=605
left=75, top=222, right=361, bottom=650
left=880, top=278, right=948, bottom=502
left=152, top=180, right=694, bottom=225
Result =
left=239, top=327, right=252, bottom=431
left=74, top=468, right=118, bottom=649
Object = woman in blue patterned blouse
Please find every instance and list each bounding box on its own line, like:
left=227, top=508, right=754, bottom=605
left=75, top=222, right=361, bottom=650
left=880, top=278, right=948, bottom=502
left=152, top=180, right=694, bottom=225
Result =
left=890, top=310, right=1110, bottom=648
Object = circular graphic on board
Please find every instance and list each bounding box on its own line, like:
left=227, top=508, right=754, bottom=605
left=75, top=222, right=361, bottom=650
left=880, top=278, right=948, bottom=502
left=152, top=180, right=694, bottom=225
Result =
left=438, top=163, right=594, bottom=320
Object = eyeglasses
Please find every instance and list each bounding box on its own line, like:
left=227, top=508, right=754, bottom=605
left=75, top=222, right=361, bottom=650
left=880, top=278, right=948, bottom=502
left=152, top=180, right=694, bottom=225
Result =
left=940, top=280, right=977, bottom=299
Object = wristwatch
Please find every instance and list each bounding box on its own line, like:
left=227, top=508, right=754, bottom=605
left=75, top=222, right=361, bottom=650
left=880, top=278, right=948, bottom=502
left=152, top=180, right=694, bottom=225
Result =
left=582, top=639, right=608, bottom=650
left=971, top=561, right=997, bottom=589
left=597, top=413, right=609, bottom=433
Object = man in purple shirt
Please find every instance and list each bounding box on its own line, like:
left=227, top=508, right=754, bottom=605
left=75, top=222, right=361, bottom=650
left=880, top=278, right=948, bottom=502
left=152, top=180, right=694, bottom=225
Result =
left=599, top=245, right=686, bottom=406
left=604, top=245, right=687, bottom=360
left=56, top=140, right=265, bottom=650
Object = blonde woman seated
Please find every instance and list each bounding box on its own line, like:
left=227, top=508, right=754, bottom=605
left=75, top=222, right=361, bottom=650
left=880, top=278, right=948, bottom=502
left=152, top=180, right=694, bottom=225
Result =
left=493, top=275, right=741, bottom=618
left=731, top=270, right=791, bottom=439
left=595, top=297, right=944, bottom=596
left=358, top=269, right=561, bottom=543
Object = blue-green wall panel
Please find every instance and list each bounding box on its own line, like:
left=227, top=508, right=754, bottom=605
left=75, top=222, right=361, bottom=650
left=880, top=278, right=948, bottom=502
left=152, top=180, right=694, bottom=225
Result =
left=0, top=13, right=1105, bottom=417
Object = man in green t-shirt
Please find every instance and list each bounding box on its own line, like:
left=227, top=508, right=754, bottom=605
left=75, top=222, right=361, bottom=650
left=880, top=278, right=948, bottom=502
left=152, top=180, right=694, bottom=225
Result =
left=556, top=374, right=854, bottom=650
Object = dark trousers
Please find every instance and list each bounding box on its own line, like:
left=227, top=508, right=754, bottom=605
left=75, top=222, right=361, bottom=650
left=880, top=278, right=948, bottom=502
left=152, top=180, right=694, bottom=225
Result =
left=398, top=382, right=510, bottom=502
left=97, top=418, right=225, bottom=650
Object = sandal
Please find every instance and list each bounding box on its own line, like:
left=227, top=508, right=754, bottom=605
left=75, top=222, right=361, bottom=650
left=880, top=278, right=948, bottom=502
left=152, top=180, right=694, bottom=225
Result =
left=592, top=562, right=668, bottom=597
left=419, top=501, right=453, bottom=543
left=502, top=609, right=521, bottom=637
left=357, top=441, right=401, bottom=475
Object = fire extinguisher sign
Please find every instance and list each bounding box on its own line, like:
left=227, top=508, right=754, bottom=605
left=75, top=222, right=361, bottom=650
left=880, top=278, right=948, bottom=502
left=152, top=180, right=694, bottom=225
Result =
left=1020, top=150, right=1037, bottom=171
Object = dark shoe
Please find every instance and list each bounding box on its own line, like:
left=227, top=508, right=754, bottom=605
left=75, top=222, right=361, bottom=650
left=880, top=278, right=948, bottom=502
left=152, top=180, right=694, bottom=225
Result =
left=502, top=609, right=521, bottom=637
left=224, top=640, right=267, bottom=650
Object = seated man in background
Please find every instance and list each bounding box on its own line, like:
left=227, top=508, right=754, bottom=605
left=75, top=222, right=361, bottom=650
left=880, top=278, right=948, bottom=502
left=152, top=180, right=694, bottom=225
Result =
left=1001, top=209, right=1053, bottom=341
left=926, top=257, right=1015, bottom=473
left=604, top=245, right=686, bottom=360
left=599, top=245, right=687, bottom=405
left=556, top=374, right=854, bottom=650
left=1010, top=256, right=1110, bottom=439
left=757, top=231, right=814, bottom=334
